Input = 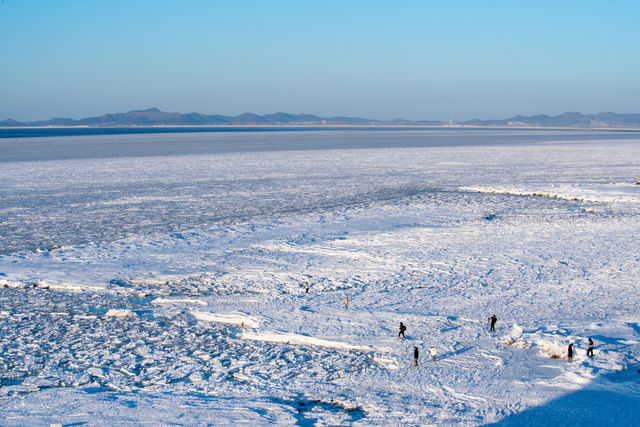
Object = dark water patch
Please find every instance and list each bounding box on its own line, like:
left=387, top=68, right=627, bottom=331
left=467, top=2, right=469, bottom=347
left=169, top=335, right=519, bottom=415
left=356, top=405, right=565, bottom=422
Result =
left=0, top=126, right=321, bottom=141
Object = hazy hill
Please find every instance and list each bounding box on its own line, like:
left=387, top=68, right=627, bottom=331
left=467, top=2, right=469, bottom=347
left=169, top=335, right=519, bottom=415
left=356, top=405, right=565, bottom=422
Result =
left=5, top=108, right=372, bottom=127
left=262, top=112, right=324, bottom=123
left=465, top=112, right=640, bottom=128
left=3, top=108, right=640, bottom=128
left=0, top=119, right=26, bottom=127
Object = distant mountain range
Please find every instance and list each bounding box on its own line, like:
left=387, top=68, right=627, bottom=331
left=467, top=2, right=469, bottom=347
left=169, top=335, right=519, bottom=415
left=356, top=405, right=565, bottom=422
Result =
left=2, top=108, right=640, bottom=128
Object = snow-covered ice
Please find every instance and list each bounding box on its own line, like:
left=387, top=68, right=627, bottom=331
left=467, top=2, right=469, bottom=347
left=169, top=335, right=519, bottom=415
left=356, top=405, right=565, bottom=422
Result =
left=1, top=129, right=640, bottom=425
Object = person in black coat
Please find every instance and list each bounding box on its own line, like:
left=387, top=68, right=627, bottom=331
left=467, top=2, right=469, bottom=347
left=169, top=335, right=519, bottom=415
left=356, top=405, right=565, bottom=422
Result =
left=587, top=338, right=594, bottom=357
left=489, top=315, right=497, bottom=332
left=398, top=322, right=407, bottom=340
left=567, top=343, right=574, bottom=362
left=413, top=346, right=419, bottom=367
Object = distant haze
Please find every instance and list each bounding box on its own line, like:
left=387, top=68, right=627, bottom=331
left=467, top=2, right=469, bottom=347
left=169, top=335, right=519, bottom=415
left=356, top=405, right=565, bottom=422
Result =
left=1, top=1, right=639, bottom=121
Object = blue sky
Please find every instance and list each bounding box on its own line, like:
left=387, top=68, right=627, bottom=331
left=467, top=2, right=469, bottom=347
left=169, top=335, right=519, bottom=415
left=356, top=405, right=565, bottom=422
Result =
left=1, top=0, right=639, bottom=121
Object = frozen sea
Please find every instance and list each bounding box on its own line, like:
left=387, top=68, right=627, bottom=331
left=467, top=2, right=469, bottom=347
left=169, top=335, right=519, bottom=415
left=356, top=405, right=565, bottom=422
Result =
left=1, top=129, right=640, bottom=425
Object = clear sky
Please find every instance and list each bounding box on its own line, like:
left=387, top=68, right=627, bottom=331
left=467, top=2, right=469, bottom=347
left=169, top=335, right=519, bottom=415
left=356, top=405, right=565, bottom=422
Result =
left=1, top=0, right=639, bottom=121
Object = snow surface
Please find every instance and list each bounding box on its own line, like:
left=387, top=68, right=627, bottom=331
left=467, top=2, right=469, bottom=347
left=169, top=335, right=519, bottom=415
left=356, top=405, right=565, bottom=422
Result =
left=1, top=130, right=640, bottom=425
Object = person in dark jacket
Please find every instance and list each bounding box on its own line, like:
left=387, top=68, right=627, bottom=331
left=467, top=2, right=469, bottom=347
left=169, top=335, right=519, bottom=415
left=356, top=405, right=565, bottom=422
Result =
left=489, top=315, right=497, bottom=332
left=567, top=343, right=574, bottom=362
left=587, top=338, right=594, bottom=357
left=398, top=322, right=407, bottom=340
left=413, top=346, right=419, bottom=367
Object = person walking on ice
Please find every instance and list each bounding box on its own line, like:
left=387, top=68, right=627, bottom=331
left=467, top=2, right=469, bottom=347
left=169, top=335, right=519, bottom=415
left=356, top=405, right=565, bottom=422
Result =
left=489, top=315, right=497, bottom=332
left=344, top=296, right=349, bottom=310
left=304, top=281, right=310, bottom=293
left=567, top=343, right=574, bottom=363
left=398, top=322, right=407, bottom=340
left=587, top=338, right=594, bottom=357
left=413, top=346, right=419, bottom=367
left=430, top=346, right=437, bottom=362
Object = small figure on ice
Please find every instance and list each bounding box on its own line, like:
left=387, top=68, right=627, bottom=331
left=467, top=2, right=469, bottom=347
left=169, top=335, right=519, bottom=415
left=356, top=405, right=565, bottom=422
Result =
left=430, top=346, right=437, bottom=362
left=344, top=296, right=349, bottom=310
left=304, top=281, right=310, bottom=294
left=567, top=343, right=574, bottom=363
left=413, top=346, right=419, bottom=367
left=398, top=322, right=407, bottom=340
left=489, top=315, right=497, bottom=332
left=587, top=338, right=594, bottom=357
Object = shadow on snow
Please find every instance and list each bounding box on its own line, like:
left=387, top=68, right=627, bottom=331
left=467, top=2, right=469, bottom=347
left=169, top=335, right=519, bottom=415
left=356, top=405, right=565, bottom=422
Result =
left=486, top=366, right=640, bottom=427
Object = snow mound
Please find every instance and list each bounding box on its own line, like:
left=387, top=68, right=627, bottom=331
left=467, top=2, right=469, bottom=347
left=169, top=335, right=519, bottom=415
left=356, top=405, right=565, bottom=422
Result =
left=105, top=309, right=136, bottom=318
left=504, top=324, right=530, bottom=348
left=191, top=310, right=260, bottom=328
left=0, top=280, right=28, bottom=289
left=460, top=185, right=640, bottom=203
left=152, top=297, right=207, bottom=306
left=241, top=331, right=376, bottom=353
left=539, top=340, right=568, bottom=359
left=510, top=323, right=524, bottom=336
